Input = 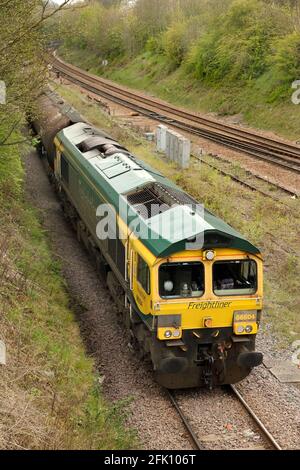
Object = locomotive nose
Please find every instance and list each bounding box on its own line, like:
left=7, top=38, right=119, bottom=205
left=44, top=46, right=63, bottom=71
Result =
left=237, top=351, right=263, bottom=369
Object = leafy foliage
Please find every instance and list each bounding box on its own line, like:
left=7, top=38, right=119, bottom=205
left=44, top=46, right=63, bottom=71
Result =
left=187, top=0, right=290, bottom=82
left=162, top=21, right=188, bottom=67
left=270, top=32, right=300, bottom=82
left=0, top=0, right=73, bottom=149
left=58, top=0, right=300, bottom=101
left=53, top=0, right=300, bottom=103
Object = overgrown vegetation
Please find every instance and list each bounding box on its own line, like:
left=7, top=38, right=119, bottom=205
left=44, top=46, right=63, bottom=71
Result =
left=0, top=1, right=75, bottom=148
left=0, top=129, right=136, bottom=449
left=56, top=0, right=300, bottom=138
left=0, top=0, right=135, bottom=450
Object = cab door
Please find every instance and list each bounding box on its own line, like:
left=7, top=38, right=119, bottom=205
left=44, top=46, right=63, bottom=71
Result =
left=132, top=251, right=152, bottom=316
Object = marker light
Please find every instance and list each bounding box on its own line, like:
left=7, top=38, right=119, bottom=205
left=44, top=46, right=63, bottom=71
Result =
left=206, top=250, right=215, bottom=261
left=204, top=318, right=213, bottom=328
left=164, top=330, right=172, bottom=338
left=173, top=329, right=181, bottom=338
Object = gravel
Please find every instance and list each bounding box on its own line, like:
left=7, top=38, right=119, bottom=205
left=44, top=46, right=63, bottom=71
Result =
left=175, top=387, right=270, bottom=450
left=234, top=334, right=300, bottom=450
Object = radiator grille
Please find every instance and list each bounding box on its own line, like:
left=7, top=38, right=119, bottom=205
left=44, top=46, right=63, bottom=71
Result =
left=126, top=183, right=199, bottom=220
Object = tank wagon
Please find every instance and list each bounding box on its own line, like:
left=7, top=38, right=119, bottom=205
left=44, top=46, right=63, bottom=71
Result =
left=32, top=90, right=82, bottom=169
left=35, top=92, right=263, bottom=389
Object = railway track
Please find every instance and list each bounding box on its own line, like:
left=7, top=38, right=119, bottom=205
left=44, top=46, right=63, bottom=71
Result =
left=168, top=387, right=282, bottom=451
left=196, top=152, right=298, bottom=197
left=52, top=56, right=300, bottom=175
left=167, top=390, right=204, bottom=450
left=194, top=154, right=299, bottom=209
left=229, top=385, right=282, bottom=451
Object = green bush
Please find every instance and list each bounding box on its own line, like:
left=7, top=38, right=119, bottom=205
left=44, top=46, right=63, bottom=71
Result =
left=162, top=21, right=188, bottom=67
left=270, top=32, right=300, bottom=83
left=186, top=0, right=288, bottom=83
left=104, top=27, right=125, bottom=59
left=58, top=0, right=300, bottom=105
left=146, top=36, right=164, bottom=55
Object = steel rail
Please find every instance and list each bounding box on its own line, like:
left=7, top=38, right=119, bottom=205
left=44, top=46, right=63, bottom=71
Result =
left=52, top=57, right=300, bottom=157
left=53, top=57, right=300, bottom=159
left=167, top=390, right=205, bottom=450
left=230, top=385, right=282, bottom=451
left=198, top=152, right=299, bottom=197
left=53, top=61, right=300, bottom=175
left=169, top=386, right=282, bottom=451
left=193, top=155, right=299, bottom=208
left=53, top=60, right=300, bottom=206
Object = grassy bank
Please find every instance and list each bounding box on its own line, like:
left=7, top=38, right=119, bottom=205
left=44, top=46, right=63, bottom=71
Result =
left=60, top=45, right=300, bottom=142
left=0, top=124, right=136, bottom=449
left=54, top=80, right=300, bottom=348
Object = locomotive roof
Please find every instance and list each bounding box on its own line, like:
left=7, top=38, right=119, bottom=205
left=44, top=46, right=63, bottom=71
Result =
left=57, top=122, right=260, bottom=258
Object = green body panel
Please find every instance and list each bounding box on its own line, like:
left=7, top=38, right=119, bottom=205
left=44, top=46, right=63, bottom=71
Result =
left=57, top=123, right=260, bottom=258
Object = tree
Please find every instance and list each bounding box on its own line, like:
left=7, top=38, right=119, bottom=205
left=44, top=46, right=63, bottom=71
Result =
left=0, top=0, right=73, bottom=148
left=95, top=0, right=122, bottom=6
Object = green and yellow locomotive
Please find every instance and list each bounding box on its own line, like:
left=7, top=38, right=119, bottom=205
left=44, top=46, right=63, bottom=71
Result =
left=35, top=93, right=263, bottom=389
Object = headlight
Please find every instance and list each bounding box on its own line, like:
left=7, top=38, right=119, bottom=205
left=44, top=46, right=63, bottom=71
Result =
left=205, top=250, right=215, bottom=261
left=233, top=310, right=258, bottom=335
left=204, top=317, right=213, bottom=328
left=173, top=329, right=181, bottom=338
left=157, top=323, right=182, bottom=341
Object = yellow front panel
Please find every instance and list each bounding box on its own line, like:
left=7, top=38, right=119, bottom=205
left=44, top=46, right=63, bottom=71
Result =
left=155, top=298, right=262, bottom=330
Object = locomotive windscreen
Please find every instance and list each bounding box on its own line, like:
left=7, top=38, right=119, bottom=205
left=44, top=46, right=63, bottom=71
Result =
left=213, top=260, right=257, bottom=296
left=159, top=262, right=204, bottom=299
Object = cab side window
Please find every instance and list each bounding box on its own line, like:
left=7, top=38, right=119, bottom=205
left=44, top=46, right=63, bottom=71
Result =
left=137, top=255, right=150, bottom=294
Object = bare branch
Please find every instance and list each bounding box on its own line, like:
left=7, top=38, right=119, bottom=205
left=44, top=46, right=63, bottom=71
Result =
left=0, top=117, right=23, bottom=146
left=0, top=139, right=30, bottom=147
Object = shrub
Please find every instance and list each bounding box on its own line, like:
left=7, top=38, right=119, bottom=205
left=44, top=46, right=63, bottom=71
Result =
left=162, top=21, right=188, bottom=67
left=270, top=32, right=300, bottom=83
left=146, top=36, right=164, bottom=55
left=186, top=0, right=288, bottom=83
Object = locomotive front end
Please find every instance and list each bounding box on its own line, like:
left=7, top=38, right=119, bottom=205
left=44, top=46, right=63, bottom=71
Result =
left=148, top=248, right=263, bottom=389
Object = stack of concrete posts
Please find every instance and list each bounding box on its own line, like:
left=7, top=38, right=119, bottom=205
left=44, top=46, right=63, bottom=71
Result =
left=178, top=136, right=191, bottom=169
left=156, top=124, right=190, bottom=169
left=156, top=124, right=168, bottom=153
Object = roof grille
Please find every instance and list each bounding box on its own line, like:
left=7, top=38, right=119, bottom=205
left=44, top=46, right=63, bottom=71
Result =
left=126, top=183, right=198, bottom=220
left=162, top=186, right=199, bottom=207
